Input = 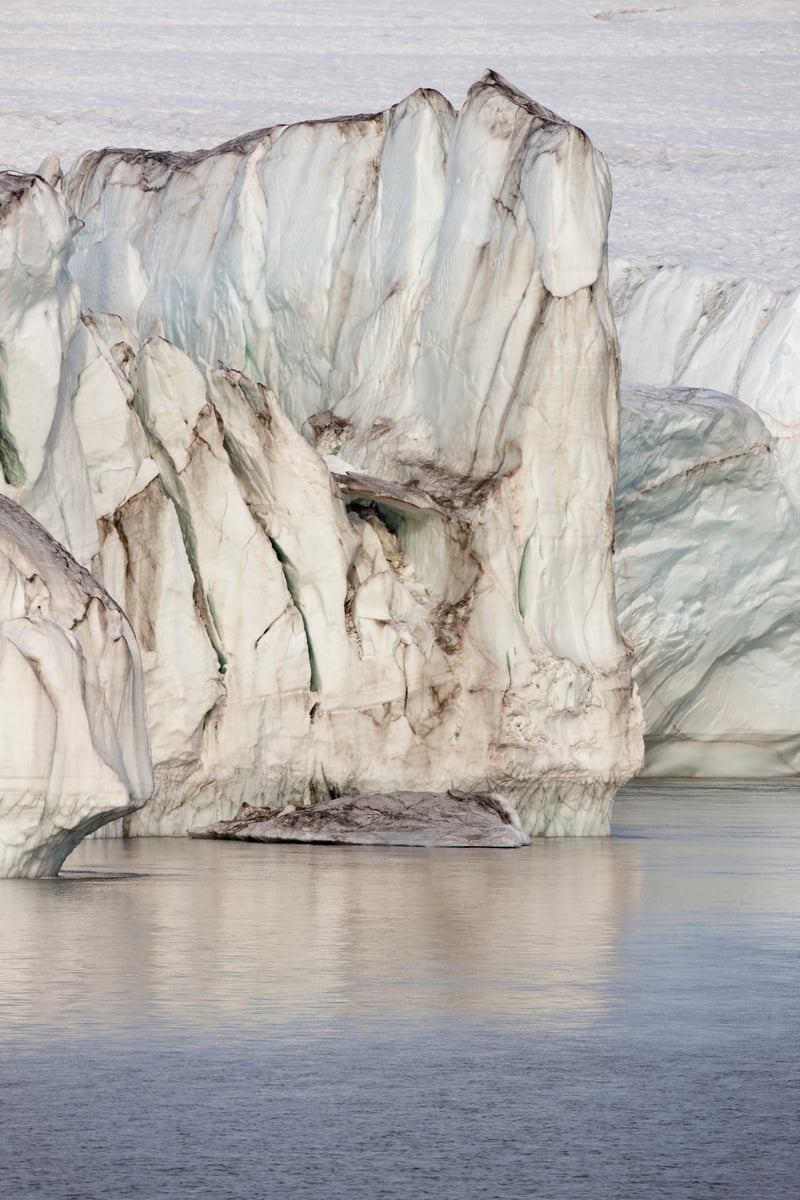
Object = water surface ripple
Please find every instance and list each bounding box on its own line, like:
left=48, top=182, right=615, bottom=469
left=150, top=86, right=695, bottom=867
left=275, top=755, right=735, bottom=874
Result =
left=1, top=786, right=798, bottom=1198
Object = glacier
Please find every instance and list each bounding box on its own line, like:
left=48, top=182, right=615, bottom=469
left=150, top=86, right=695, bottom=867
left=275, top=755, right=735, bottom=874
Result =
left=0, top=73, right=644, bottom=856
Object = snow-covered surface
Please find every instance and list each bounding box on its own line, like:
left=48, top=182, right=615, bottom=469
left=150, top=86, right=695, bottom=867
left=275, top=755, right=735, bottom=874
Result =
left=0, top=76, right=643, bottom=837
left=0, top=497, right=152, bottom=877
left=1, top=0, right=798, bottom=290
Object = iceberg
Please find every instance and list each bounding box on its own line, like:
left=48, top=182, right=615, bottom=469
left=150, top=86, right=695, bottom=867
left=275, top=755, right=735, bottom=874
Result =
left=616, top=384, right=800, bottom=776
left=1, top=73, right=643, bottom=845
left=612, top=262, right=800, bottom=775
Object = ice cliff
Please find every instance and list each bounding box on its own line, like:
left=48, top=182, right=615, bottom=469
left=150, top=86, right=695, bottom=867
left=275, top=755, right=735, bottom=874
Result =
left=616, top=385, right=800, bottom=775
left=0, top=496, right=152, bottom=876
left=613, top=264, right=800, bottom=774
left=0, top=73, right=643, bottom=845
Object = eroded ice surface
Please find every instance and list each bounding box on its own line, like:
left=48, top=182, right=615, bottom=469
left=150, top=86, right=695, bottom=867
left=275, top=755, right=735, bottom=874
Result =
left=615, top=385, right=800, bottom=776
left=0, top=73, right=643, bottom=840
left=3, top=0, right=798, bottom=293
left=612, top=262, right=800, bottom=775
left=0, top=497, right=152, bottom=876
left=613, top=262, right=800, bottom=447
left=189, top=790, right=531, bottom=848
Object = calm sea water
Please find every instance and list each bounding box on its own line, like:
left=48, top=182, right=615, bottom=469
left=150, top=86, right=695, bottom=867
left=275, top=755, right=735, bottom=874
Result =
left=1, top=784, right=798, bottom=1200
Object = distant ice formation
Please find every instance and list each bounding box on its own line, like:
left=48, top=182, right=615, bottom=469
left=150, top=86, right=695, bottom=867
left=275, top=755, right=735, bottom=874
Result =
left=0, top=497, right=152, bottom=876
left=613, top=264, right=800, bottom=774
left=612, top=263, right=800, bottom=439
left=0, top=73, right=643, bottom=848
left=616, top=385, right=800, bottom=775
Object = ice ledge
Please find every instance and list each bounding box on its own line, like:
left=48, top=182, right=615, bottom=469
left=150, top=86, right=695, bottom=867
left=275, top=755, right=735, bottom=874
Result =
left=189, top=789, right=531, bottom=848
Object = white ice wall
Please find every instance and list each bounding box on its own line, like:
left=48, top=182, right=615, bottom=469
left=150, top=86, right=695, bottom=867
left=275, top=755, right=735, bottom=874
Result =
left=0, top=73, right=643, bottom=840
left=615, top=385, right=800, bottom=776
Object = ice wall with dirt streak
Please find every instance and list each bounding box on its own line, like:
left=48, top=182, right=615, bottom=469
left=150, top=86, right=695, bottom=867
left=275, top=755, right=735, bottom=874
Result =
left=1, top=73, right=643, bottom=838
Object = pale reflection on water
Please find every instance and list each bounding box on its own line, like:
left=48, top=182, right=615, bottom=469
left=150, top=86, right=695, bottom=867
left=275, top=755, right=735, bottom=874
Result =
left=1, top=786, right=799, bottom=1200
left=2, top=820, right=642, bottom=1039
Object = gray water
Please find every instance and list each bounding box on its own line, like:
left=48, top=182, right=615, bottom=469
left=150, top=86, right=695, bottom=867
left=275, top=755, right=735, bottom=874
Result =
left=1, top=785, right=798, bottom=1199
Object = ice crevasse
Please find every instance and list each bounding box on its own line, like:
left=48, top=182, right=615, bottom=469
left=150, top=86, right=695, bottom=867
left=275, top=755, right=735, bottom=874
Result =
left=0, top=73, right=644, bottom=857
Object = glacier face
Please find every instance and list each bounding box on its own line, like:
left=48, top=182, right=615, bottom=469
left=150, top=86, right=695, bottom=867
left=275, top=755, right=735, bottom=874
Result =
left=0, top=72, right=643, bottom=841
left=0, top=496, right=153, bottom=876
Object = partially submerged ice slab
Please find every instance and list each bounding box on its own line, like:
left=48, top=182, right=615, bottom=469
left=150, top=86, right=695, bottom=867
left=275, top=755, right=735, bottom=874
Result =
left=189, top=790, right=531, bottom=848
left=1, top=72, right=643, bottom=840
left=0, top=497, right=153, bottom=876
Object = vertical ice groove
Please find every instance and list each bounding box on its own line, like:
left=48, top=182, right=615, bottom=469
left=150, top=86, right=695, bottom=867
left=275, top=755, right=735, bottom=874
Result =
left=128, top=354, right=227, bottom=676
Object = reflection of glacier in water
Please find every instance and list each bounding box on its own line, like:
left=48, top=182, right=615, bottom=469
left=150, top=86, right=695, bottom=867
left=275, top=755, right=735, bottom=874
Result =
left=1, top=787, right=799, bottom=1199
left=1, top=818, right=642, bottom=1039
